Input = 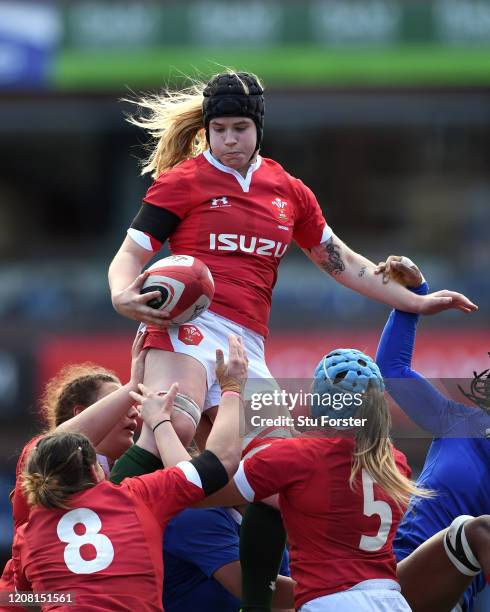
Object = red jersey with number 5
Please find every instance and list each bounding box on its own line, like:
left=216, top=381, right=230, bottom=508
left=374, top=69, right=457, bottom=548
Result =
left=234, top=436, right=411, bottom=609
left=130, top=151, right=331, bottom=337
left=14, top=466, right=205, bottom=611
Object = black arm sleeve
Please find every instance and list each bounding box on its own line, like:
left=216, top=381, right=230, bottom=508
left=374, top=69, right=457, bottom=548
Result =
left=189, top=450, right=229, bottom=496
left=130, top=203, right=181, bottom=243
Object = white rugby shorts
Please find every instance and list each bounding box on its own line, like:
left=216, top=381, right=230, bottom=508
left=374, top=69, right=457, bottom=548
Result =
left=140, top=309, right=280, bottom=411
left=299, top=580, right=411, bottom=612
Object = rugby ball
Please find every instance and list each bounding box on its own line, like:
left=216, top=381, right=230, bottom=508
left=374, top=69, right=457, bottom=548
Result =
left=141, top=255, right=215, bottom=324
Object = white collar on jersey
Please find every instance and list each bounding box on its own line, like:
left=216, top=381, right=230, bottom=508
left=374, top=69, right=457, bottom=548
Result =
left=203, top=149, right=262, bottom=193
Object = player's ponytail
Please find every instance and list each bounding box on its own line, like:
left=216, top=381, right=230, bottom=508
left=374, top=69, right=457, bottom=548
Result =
left=40, top=363, right=120, bottom=430
left=350, top=386, right=433, bottom=507
left=22, top=432, right=98, bottom=509
left=126, top=82, right=208, bottom=178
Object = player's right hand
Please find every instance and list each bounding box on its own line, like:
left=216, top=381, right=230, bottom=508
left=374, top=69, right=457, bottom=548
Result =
left=129, top=382, right=179, bottom=429
left=374, top=255, right=424, bottom=288
left=216, top=335, right=249, bottom=394
left=112, top=272, right=172, bottom=328
left=129, top=329, right=148, bottom=388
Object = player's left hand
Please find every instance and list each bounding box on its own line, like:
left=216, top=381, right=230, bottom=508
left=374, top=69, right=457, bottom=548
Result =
left=417, top=290, right=478, bottom=315
left=216, top=335, right=249, bottom=395
left=374, top=255, right=424, bottom=288
left=129, top=382, right=179, bottom=429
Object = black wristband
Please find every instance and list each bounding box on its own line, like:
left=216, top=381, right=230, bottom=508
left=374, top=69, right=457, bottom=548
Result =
left=152, top=419, right=172, bottom=433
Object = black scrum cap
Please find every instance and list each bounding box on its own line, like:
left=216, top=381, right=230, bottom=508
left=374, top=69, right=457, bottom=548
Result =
left=202, top=72, right=264, bottom=151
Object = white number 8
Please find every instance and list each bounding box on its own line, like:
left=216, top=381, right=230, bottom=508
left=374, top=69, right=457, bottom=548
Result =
left=57, top=508, right=114, bottom=574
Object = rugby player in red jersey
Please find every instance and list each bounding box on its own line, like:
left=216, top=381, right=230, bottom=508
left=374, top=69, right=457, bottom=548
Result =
left=0, top=332, right=146, bottom=607
left=107, top=71, right=475, bottom=611
left=108, top=71, right=476, bottom=450
left=13, top=335, right=247, bottom=612
left=198, top=348, right=424, bottom=611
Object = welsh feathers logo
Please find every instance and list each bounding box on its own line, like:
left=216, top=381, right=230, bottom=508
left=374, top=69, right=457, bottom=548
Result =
left=271, top=197, right=288, bottom=221
left=178, top=325, right=204, bottom=346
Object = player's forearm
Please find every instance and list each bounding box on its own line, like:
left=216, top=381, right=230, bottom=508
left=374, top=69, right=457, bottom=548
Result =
left=205, top=394, right=241, bottom=477
left=135, top=422, right=160, bottom=457
left=56, top=382, right=135, bottom=446
left=376, top=283, right=429, bottom=377
left=342, top=250, right=422, bottom=312
left=108, top=249, right=143, bottom=296
left=153, top=420, right=192, bottom=466
left=305, top=237, right=422, bottom=313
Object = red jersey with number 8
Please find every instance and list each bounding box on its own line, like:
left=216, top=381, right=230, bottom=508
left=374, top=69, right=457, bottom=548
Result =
left=14, top=467, right=204, bottom=611
left=130, top=152, right=331, bottom=337
left=234, top=436, right=411, bottom=609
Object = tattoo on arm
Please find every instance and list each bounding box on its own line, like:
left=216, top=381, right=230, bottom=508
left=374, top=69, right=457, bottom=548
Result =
left=358, top=265, right=367, bottom=278
left=307, top=238, right=346, bottom=276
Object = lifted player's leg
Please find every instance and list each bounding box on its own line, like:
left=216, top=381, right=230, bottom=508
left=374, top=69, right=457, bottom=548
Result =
left=143, top=349, right=206, bottom=447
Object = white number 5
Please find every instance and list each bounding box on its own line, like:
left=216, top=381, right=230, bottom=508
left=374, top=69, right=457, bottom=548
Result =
left=57, top=508, right=114, bottom=574
left=359, top=469, right=393, bottom=552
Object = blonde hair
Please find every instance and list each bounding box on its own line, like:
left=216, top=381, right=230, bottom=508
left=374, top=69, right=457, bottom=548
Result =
left=349, top=386, right=433, bottom=508
left=127, top=83, right=206, bottom=178
left=126, top=71, right=263, bottom=178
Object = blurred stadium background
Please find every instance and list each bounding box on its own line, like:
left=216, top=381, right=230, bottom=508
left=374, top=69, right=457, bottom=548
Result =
left=1, top=1, right=489, bottom=605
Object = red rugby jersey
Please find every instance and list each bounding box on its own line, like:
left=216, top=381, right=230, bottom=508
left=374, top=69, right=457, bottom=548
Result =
left=130, top=152, right=331, bottom=337
left=12, top=436, right=42, bottom=529
left=14, top=465, right=204, bottom=611
left=234, top=437, right=411, bottom=609
left=0, top=435, right=42, bottom=600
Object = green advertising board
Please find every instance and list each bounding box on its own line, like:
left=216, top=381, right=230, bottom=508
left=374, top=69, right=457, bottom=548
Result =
left=54, top=0, right=490, bottom=88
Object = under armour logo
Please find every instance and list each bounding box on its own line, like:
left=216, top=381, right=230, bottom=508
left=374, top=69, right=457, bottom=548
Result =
left=210, top=196, right=230, bottom=208
left=269, top=580, right=276, bottom=591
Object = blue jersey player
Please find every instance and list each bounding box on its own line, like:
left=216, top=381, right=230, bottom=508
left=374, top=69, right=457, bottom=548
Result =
left=375, top=256, right=490, bottom=612
left=163, top=506, right=291, bottom=612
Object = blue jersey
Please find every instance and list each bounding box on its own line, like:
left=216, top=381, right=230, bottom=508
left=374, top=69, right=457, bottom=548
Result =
left=376, top=282, right=490, bottom=612
left=163, top=507, right=290, bottom=612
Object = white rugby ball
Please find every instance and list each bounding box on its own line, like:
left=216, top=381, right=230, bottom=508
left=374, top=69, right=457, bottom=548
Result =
left=141, top=255, right=214, bottom=324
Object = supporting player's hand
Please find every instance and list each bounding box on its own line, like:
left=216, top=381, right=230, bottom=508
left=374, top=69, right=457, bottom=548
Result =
left=216, top=335, right=249, bottom=394
left=129, top=382, right=179, bottom=429
left=417, top=290, right=478, bottom=315
left=129, top=328, right=148, bottom=388
left=374, top=255, right=424, bottom=288
left=375, top=255, right=477, bottom=314
left=112, top=272, right=173, bottom=328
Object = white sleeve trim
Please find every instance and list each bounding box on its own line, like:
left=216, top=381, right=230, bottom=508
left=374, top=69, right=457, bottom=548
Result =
left=320, top=223, right=333, bottom=244
left=176, top=460, right=203, bottom=489
left=127, top=228, right=154, bottom=251
left=233, top=461, right=255, bottom=502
